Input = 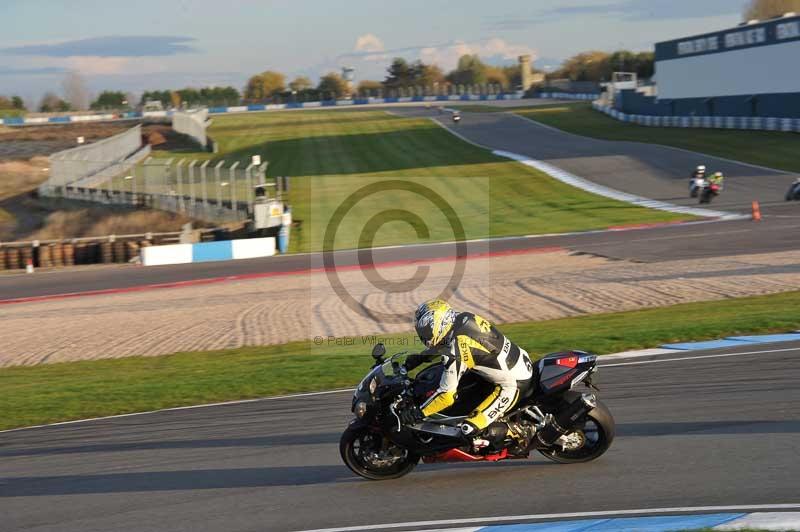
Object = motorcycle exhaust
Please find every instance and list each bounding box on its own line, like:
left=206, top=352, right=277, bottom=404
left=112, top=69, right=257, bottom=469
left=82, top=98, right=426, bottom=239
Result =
left=536, top=393, right=597, bottom=446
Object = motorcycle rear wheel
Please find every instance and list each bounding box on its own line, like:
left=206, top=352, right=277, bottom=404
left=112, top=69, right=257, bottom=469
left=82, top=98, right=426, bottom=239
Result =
left=538, top=400, right=615, bottom=464
left=340, top=426, right=420, bottom=480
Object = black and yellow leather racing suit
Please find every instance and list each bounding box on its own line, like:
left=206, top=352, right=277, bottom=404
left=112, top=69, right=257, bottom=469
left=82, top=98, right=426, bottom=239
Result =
left=407, top=312, right=534, bottom=434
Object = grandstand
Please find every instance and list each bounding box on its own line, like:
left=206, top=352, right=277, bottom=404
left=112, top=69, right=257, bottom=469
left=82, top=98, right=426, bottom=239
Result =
left=613, top=12, right=800, bottom=118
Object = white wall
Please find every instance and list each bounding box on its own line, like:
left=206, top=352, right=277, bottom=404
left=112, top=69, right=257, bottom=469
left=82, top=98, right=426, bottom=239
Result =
left=656, top=40, right=800, bottom=99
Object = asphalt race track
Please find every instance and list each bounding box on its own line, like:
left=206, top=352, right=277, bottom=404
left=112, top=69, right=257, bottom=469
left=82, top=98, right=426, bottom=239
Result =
left=2, top=214, right=799, bottom=302
left=398, top=107, right=799, bottom=214
left=2, top=341, right=799, bottom=532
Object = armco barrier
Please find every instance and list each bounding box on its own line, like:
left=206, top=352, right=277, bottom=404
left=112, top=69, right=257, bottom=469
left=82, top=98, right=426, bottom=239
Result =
left=0, top=93, right=524, bottom=126
left=593, top=101, right=800, bottom=132
left=539, top=92, right=600, bottom=101
left=140, top=237, right=276, bottom=266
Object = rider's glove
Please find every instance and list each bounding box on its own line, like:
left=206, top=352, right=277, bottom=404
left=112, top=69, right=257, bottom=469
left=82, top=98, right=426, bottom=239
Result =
left=399, top=402, right=424, bottom=426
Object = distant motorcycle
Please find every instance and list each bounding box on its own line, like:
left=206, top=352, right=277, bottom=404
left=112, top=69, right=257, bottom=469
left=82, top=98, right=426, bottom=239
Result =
left=699, top=181, right=722, bottom=204
left=785, top=179, right=800, bottom=201
left=452, top=112, right=461, bottom=124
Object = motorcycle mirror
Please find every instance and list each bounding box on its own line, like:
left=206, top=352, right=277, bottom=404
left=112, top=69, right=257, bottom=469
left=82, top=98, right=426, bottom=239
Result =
left=371, top=343, right=386, bottom=360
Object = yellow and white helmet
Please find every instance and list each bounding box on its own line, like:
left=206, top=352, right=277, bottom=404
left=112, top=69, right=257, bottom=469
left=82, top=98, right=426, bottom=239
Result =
left=414, top=299, right=457, bottom=347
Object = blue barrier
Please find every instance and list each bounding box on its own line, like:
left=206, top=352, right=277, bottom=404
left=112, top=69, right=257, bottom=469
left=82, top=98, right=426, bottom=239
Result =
left=594, top=101, right=800, bottom=132
left=191, top=241, right=233, bottom=263
left=3, top=93, right=525, bottom=126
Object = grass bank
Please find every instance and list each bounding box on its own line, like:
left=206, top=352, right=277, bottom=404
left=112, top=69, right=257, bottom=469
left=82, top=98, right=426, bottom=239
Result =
left=152, top=109, right=688, bottom=252
left=2, top=290, right=799, bottom=430
left=458, top=102, right=800, bottom=173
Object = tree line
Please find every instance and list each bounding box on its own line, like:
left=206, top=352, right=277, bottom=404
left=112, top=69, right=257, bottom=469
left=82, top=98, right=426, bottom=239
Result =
left=744, top=0, right=800, bottom=20
left=239, top=54, right=531, bottom=103
left=0, top=95, right=27, bottom=116
left=5, top=48, right=650, bottom=116
left=546, top=50, right=655, bottom=83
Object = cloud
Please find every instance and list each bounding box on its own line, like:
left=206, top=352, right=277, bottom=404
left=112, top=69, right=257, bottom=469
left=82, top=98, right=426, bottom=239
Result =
left=64, top=57, right=132, bottom=75
left=490, top=0, right=740, bottom=29
left=339, top=37, right=536, bottom=71
left=0, top=66, right=66, bottom=76
left=418, top=38, right=537, bottom=71
left=354, top=33, right=384, bottom=53
left=351, top=33, right=389, bottom=63
left=1, top=36, right=198, bottom=58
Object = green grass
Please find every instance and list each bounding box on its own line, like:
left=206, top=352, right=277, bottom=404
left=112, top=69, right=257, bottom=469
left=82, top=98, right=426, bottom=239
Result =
left=0, top=109, right=25, bottom=119
left=148, top=110, right=689, bottom=252
left=3, top=290, right=800, bottom=430
left=500, top=102, right=800, bottom=173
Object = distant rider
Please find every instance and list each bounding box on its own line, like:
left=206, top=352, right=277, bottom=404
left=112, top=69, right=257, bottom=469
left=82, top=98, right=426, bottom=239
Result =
left=690, top=165, right=707, bottom=197
left=709, top=172, right=724, bottom=188
left=400, top=299, right=534, bottom=439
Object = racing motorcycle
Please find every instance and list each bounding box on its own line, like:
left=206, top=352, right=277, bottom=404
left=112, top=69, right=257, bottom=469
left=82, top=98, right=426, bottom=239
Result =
left=699, top=181, right=722, bottom=204
left=689, top=176, right=705, bottom=198
left=786, top=178, right=800, bottom=201
left=340, top=344, right=615, bottom=480
left=452, top=112, right=461, bottom=124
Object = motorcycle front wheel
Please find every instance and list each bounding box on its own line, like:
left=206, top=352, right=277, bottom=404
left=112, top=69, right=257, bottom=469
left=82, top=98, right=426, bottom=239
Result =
left=340, top=426, right=420, bottom=480
left=538, top=400, right=615, bottom=464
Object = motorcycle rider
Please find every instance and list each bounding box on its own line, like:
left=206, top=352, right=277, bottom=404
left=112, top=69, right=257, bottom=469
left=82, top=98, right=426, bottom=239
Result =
left=709, top=171, right=724, bottom=187
left=400, top=299, right=534, bottom=441
left=689, top=165, right=706, bottom=197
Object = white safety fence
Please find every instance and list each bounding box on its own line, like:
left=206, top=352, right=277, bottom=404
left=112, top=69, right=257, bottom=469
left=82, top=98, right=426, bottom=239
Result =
left=593, top=101, right=800, bottom=133
left=172, top=109, right=209, bottom=147
left=55, top=157, right=271, bottom=223
left=42, top=126, right=146, bottom=195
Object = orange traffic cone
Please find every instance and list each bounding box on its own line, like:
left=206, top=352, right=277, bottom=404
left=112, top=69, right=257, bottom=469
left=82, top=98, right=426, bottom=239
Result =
left=751, top=201, right=762, bottom=222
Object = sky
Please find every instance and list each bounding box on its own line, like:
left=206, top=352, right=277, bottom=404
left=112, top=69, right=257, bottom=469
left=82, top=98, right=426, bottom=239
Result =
left=0, top=0, right=744, bottom=105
